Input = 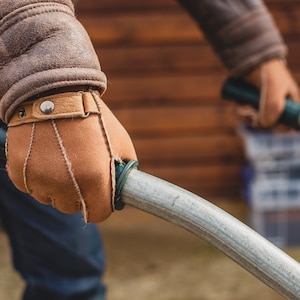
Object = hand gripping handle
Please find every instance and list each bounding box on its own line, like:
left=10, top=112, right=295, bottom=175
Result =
left=1, top=120, right=300, bottom=299
left=221, top=77, right=300, bottom=130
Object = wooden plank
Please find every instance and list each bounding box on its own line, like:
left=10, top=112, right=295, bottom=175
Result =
left=98, top=42, right=300, bottom=77
left=103, top=74, right=227, bottom=106
left=272, top=10, right=300, bottom=37
left=143, top=164, right=242, bottom=184
left=78, top=9, right=300, bottom=47
left=113, top=105, right=238, bottom=136
left=76, top=0, right=299, bottom=12
left=133, top=135, right=244, bottom=163
left=97, top=44, right=223, bottom=75
left=78, top=13, right=204, bottom=46
left=142, top=163, right=243, bottom=197
left=286, top=41, right=300, bottom=68
left=76, top=0, right=177, bottom=12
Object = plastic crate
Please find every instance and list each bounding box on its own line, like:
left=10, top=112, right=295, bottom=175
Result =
left=238, top=126, right=300, bottom=161
left=238, top=126, right=300, bottom=246
left=250, top=208, right=300, bottom=247
left=251, top=157, right=300, bottom=180
left=249, top=179, right=300, bottom=211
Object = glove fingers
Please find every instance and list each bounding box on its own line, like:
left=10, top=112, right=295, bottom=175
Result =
left=54, top=116, right=114, bottom=222
left=259, top=73, right=285, bottom=127
left=243, top=59, right=300, bottom=128
left=7, top=121, right=82, bottom=212
left=92, top=93, right=137, bottom=163
left=6, top=124, right=36, bottom=194
left=287, top=83, right=300, bottom=103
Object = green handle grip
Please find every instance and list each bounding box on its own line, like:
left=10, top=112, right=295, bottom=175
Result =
left=0, top=121, right=6, bottom=159
left=221, top=77, right=300, bottom=130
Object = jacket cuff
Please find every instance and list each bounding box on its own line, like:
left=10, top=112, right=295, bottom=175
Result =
left=0, top=1, right=107, bottom=123
left=216, top=6, right=287, bottom=76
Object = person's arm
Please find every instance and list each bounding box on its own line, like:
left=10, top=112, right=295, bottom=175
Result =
left=0, top=0, right=137, bottom=223
left=177, top=0, right=285, bottom=76
left=178, top=0, right=300, bottom=127
left=0, top=0, right=106, bottom=123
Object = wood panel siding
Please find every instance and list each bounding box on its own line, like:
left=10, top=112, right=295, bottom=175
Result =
left=76, top=0, right=300, bottom=200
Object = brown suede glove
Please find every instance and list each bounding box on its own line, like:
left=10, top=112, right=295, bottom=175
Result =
left=6, top=91, right=137, bottom=223
left=239, top=59, right=300, bottom=128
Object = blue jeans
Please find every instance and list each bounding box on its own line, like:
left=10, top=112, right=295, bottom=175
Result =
left=0, top=159, right=106, bottom=300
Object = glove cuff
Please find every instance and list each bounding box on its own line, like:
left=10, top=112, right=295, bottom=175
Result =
left=8, top=92, right=101, bottom=127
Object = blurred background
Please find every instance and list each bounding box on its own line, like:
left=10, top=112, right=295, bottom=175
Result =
left=77, top=0, right=300, bottom=202
left=2, top=0, right=300, bottom=299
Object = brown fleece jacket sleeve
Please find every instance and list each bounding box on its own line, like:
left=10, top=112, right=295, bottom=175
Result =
left=0, top=0, right=107, bottom=123
left=177, top=0, right=287, bottom=76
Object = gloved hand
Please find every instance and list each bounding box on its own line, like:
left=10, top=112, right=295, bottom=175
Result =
left=239, top=59, right=300, bottom=128
left=6, top=90, right=137, bottom=223
left=0, top=1, right=138, bottom=223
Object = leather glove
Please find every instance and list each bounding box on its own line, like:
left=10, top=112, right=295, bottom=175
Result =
left=239, top=59, right=300, bottom=128
left=6, top=90, right=137, bottom=223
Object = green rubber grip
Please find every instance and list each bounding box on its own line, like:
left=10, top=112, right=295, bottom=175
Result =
left=221, top=77, right=300, bottom=130
left=0, top=121, right=6, bottom=159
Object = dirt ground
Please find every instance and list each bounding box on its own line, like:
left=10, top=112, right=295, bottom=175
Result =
left=1, top=200, right=300, bottom=300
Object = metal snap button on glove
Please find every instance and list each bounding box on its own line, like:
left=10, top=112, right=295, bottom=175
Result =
left=40, top=101, right=55, bottom=114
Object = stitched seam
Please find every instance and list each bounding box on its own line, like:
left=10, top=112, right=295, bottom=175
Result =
left=51, top=120, right=88, bottom=221
left=92, top=91, right=117, bottom=211
left=0, top=3, right=74, bottom=35
left=260, top=69, right=267, bottom=124
left=23, top=123, right=35, bottom=194
left=92, top=93, right=115, bottom=159
left=5, top=128, right=9, bottom=161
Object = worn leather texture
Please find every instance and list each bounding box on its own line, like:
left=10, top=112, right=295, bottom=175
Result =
left=0, top=0, right=107, bottom=123
left=178, top=0, right=286, bottom=76
left=9, top=92, right=100, bottom=126
left=242, top=59, right=300, bottom=127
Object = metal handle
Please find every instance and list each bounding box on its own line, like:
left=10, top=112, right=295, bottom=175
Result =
left=0, top=121, right=6, bottom=159
left=222, top=77, right=300, bottom=130
left=121, top=166, right=300, bottom=300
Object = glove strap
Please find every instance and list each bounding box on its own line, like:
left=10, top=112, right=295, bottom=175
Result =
left=8, top=92, right=100, bottom=127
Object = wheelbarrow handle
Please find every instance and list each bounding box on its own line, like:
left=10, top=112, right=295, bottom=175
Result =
left=1, top=121, right=300, bottom=299
left=0, top=121, right=6, bottom=159
left=222, top=77, right=300, bottom=130
left=121, top=165, right=300, bottom=300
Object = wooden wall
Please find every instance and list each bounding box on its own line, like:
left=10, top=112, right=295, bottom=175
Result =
left=76, top=0, right=300, bottom=200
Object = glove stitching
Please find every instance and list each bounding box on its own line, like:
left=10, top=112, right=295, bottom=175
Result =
left=51, top=120, right=88, bottom=222
left=23, top=122, right=36, bottom=194
left=91, top=91, right=116, bottom=212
